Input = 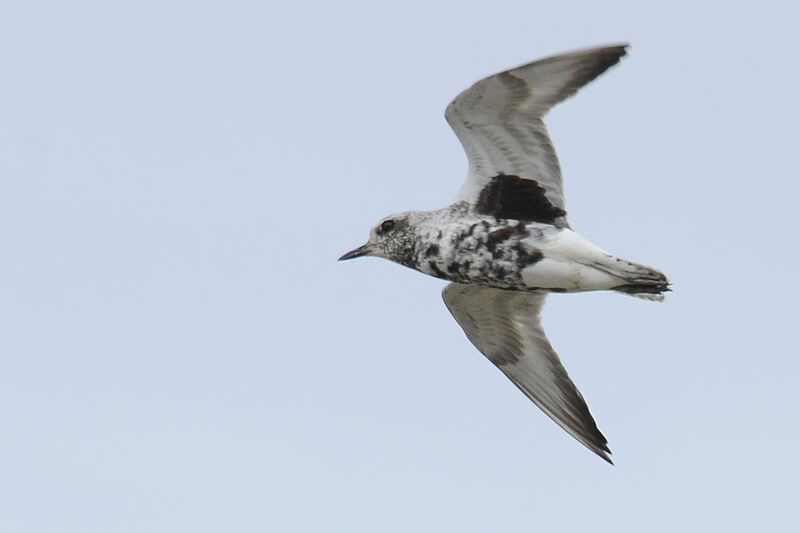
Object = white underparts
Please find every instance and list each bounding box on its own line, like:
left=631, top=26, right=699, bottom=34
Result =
left=521, top=228, right=627, bottom=291
left=521, top=258, right=624, bottom=291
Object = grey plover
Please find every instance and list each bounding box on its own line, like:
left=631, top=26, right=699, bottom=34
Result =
left=340, top=44, right=668, bottom=463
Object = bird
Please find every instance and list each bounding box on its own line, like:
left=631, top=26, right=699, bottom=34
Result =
left=339, top=44, right=668, bottom=463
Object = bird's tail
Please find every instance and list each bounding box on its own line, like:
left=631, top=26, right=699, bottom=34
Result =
left=591, top=256, right=670, bottom=302
left=613, top=283, right=670, bottom=301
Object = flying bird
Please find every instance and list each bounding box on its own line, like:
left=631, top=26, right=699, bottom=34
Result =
left=339, top=44, right=668, bottom=463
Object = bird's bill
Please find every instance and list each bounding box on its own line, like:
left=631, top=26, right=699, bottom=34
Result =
left=338, top=243, right=372, bottom=261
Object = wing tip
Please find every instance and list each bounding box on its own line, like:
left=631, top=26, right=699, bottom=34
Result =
left=599, top=451, right=615, bottom=465
left=521, top=41, right=630, bottom=68
left=580, top=427, right=614, bottom=465
left=593, top=442, right=614, bottom=465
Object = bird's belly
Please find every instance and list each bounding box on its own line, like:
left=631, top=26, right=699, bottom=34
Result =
left=427, top=255, right=623, bottom=292
left=415, top=228, right=537, bottom=289
left=417, top=247, right=527, bottom=289
left=415, top=221, right=626, bottom=292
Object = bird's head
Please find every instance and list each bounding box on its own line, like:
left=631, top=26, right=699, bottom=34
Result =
left=339, top=212, right=417, bottom=266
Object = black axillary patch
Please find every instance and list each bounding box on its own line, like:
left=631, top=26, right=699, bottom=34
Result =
left=475, top=174, right=566, bottom=223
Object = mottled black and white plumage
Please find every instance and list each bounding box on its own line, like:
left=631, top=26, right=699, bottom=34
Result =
left=340, top=44, right=669, bottom=464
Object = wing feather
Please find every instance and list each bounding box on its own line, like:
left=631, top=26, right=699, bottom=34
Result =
left=446, top=44, right=629, bottom=217
left=442, top=283, right=612, bottom=463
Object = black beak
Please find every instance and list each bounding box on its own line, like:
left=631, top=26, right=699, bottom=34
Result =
left=338, top=243, right=372, bottom=261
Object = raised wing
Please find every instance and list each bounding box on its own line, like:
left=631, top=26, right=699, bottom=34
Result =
left=446, top=44, right=628, bottom=223
left=442, top=283, right=612, bottom=463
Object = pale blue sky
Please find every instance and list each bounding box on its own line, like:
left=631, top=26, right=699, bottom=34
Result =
left=2, top=1, right=799, bottom=531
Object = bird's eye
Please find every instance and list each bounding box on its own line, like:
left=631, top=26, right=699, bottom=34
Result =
left=380, top=220, right=395, bottom=233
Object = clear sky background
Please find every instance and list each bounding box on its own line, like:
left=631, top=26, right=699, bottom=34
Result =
left=2, top=1, right=799, bottom=531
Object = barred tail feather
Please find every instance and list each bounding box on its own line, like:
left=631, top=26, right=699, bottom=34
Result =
left=610, top=265, right=670, bottom=302
left=613, top=285, right=669, bottom=301
left=588, top=256, right=670, bottom=301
